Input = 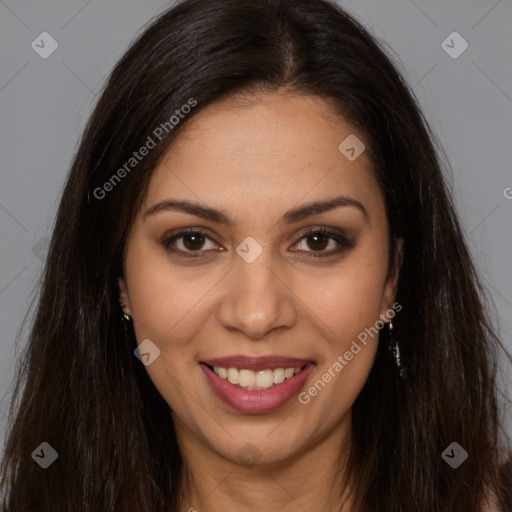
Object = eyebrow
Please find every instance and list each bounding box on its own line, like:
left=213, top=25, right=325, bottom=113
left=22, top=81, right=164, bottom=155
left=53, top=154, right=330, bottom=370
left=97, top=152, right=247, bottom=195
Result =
left=144, top=195, right=369, bottom=225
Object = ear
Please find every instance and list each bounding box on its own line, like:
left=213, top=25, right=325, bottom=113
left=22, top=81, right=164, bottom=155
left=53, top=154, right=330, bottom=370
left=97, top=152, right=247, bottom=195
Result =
left=118, top=277, right=131, bottom=315
left=381, top=237, right=403, bottom=314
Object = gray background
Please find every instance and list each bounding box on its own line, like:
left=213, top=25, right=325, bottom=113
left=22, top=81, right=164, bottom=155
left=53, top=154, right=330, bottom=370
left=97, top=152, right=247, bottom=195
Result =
left=1, top=0, right=511, bottom=453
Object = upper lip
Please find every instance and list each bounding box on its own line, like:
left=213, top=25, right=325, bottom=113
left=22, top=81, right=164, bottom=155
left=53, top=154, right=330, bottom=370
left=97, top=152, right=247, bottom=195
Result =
left=200, top=355, right=314, bottom=371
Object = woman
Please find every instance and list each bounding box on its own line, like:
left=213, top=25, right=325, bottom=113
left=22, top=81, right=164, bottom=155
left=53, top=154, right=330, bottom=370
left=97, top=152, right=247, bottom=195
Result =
left=1, top=0, right=510, bottom=510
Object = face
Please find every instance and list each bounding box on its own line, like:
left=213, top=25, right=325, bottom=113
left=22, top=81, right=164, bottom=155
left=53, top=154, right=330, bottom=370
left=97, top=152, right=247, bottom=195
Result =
left=119, top=91, right=400, bottom=466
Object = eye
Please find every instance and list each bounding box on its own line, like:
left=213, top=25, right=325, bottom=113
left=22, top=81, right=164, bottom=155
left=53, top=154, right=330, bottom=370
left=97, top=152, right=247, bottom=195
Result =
left=290, top=228, right=355, bottom=257
left=162, top=228, right=220, bottom=258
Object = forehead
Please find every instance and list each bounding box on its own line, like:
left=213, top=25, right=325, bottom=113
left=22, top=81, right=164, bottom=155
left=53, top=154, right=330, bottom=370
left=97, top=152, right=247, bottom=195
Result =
left=143, top=92, right=384, bottom=220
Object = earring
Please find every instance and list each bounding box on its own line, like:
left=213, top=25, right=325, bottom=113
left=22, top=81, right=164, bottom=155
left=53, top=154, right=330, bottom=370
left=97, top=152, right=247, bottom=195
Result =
left=120, top=302, right=131, bottom=322
left=388, top=320, right=406, bottom=378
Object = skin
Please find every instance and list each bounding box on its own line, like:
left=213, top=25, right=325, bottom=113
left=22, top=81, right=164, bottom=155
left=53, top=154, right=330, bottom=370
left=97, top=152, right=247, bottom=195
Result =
left=119, top=91, right=401, bottom=512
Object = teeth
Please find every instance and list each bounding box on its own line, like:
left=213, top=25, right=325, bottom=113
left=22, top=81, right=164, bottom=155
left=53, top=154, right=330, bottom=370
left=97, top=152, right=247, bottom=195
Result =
left=213, top=365, right=305, bottom=390
left=227, top=367, right=239, bottom=385
left=273, top=368, right=285, bottom=384
left=256, top=369, right=273, bottom=388
left=239, top=369, right=255, bottom=388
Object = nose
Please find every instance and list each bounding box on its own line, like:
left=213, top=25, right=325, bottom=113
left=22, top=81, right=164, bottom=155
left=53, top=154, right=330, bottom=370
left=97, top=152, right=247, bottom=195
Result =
left=216, top=249, right=298, bottom=340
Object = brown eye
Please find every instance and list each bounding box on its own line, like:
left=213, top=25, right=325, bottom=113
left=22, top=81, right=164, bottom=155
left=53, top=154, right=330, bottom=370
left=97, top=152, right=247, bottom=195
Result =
left=181, top=232, right=207, bottom=251
left=304, top=232, right=330, bottom=251
left=291, top=228, right=355, bottom=257
left=162, top=229, right=219, bottom=257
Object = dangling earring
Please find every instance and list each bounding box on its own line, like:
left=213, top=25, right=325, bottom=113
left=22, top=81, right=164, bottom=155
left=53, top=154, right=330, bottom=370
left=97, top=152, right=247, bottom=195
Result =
left=120, top=302, right=131, bottom=322
left=388, top=320, right=406, bottom=378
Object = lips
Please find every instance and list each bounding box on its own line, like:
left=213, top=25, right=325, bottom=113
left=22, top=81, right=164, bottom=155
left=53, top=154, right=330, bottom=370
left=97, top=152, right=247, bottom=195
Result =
left=199, top=355, right=315, bottom=414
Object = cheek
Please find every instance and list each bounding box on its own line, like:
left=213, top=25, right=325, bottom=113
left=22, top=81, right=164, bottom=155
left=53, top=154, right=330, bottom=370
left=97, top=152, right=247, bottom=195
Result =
left=295, top=248, right=387, bottom=413
left=124, top=242, right=211, bottom=415
left=298, top=292, right=381, bottom=427
left=125, top=240, right=211, bottom=346
left=306, top=253, right=388, bottom=344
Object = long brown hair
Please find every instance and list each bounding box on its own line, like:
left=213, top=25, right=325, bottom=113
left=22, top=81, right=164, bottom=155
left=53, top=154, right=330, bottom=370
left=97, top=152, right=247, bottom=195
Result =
left=1, top=0, right=510, bottom=510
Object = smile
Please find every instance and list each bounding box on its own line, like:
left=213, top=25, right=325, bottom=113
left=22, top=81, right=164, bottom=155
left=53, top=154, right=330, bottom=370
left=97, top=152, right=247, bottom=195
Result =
left=200, top=355, right=315, bottom=414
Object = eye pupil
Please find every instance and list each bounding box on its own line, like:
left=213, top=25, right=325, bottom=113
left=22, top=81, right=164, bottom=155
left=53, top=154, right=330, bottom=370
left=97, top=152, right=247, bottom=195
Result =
left=307, top=233, right=328, bottom=251
left=183, top=233, right=205, bottom=250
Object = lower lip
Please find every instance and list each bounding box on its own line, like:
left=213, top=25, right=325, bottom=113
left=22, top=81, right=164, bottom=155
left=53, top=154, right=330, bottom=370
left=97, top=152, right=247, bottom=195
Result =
left=200, top=363, right=315, bottom=414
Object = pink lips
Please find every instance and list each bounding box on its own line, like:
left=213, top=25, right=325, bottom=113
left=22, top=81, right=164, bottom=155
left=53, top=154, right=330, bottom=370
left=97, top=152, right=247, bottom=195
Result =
left=200, top=355, right=315, bottom=414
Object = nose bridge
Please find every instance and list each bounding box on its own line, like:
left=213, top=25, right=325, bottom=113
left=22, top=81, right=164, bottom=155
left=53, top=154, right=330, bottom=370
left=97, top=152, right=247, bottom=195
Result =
left=216, top=244, right=296, bottom=338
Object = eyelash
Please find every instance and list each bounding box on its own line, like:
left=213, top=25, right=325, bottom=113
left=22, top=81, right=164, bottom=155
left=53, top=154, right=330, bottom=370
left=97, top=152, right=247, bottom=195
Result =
left=161, top=227, right=355, bottom=259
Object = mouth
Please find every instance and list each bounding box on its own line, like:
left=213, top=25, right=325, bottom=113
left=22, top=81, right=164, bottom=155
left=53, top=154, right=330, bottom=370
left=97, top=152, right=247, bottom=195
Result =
left=199, top=356, right=315, bottom=414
